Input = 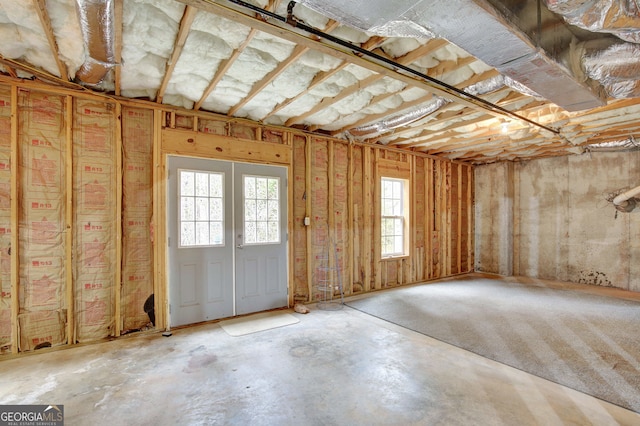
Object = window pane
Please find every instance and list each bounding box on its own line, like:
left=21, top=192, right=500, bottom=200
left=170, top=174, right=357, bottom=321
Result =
left=181, top=222, right=195, bottom=246
left=394, top=236, right=403, bottom=253
left=195, top=172, right=209, bottom=196
left=394, top=218, right=403, bottom=235
left=181, top=197, right=194, bottom=221
left=256, top=178, right=268, bottom=199
left=383, top=180, right=392, bottom=198
left=268, top=221, right=279, bottom=242
left=245, top=199, right=256, bottom=221
left=245, top=221, right=256, bottom=244
left=382, top=236, right=392, bottom=254
left=196, top=222, right=209, bottom=245
left=210, top=221, right=223, bottom=245
left=257, top=221, right=268, bottom=243
left=210, top=198, right=223, bottom=221
left=210, top=173, right=223, bottom=197
left=195, top=197, right=209, bottom=221
left=392, top=199, right=402, bottom=215
left=267, top=178, right=278, bottom=200
left=180, top=171, right=194, bottom=196
left=257, top=200, right=267, bottom=221
left=245, top=176, right=256, bottom=198
left=268, top=200, right=279, bottom=221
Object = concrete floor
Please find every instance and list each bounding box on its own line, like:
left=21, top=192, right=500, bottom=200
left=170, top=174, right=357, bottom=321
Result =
left=1, top=303, right=639, bottom=425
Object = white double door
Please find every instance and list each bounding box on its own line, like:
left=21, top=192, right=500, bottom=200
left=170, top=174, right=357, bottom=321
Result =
left=167, top=156, right=288, bottom=327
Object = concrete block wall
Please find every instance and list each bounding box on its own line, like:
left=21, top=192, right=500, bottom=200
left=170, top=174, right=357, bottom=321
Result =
left=475, top=151, right=640, bottom=292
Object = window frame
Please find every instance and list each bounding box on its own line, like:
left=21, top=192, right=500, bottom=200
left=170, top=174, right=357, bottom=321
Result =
left=177, top=168, right=226, bottom=248
left=380, top=176, right=409, bottom=258
left=242, top=174, right=281, bottom=246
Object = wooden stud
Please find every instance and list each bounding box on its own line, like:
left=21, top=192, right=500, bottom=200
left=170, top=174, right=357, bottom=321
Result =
left=426, top=158, right=433, bottom=280
left=373, top=149, right=381, bottom=289
left=408, top=155, right=416, bottom=284
left=10, top=85, right=18, bottom=354
left=347, top=143, right=354, bottom=295
left=65, top=95, right=74, bottom=344
left=467, top=165, right=474, bottom=273
left=114, top=103, right=123, bottom=336
left=445, top=162, right=452, bottom=276
left=152, top=109, right=165, bottom=329
left=305, top=136, right=313, bottom=301
left=362, top=147, right=372, bottom=292
left=114, top=0, right=123, bottom=96
left=327, top=141, right=335, bottom=291
left=457, top=163, right=462, bottom=274
left=287, top=151, right=294, bottom=307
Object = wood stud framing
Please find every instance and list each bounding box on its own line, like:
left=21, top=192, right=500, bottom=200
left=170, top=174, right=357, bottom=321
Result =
left=0, top=76, right=474, bottom=355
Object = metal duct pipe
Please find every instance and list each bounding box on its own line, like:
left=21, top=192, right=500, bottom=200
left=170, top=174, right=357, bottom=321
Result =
left=578, top=39, right=640, bottom=98
left=543, top=0, right=640, bottom=44
left=296, top=0, right=606, bottom=111
left=347, top=97, right=449, bottom=139
left=585, top=136, right=640, bottom=152
left=75, top=0, right=115, bottom=85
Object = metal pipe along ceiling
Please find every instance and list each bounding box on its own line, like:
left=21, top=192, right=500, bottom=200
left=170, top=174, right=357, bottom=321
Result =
left=75, top=0, right=116, bottom=85
left=222, top=0, right=559, bottom=134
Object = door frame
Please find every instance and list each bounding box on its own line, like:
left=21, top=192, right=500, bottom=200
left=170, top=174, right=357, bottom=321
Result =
left=156, top=127, right=294, bottom=330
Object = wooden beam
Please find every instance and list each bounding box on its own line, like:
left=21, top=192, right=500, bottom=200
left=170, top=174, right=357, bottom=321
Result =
left=152, top=108, right=165, bottom=329
left=0, top=55, right=82, bottom=91
left=114, top=0, right=123, bottom=96
left=10, top=85, right=18, bottom=354
left=157, top=5, right=198, bottom=103
left=362, top=147, right=372, bottom=291
left=177, top=0, right=512, bottom=118
left=228, top=44, right=309, bottom=116
left=347, top=142, right=354, bottom=294
left=6, top=67, right=17, bottom=78
left=286, top=43, right=474, bottom=128
left=373, top=149, right=381, bottom=289
left=65, top=95, right=74, bottom=344
left=194, top=29, right=256, bottom=111
left=305, top=135, right=313, bottom=301
left=114, top=103, right=123, bottom=336
left=286, top=73, right=384, bottom=126
left=34, top=0, right=69, bottom=81
left=162, top=128, right=291, bottom=164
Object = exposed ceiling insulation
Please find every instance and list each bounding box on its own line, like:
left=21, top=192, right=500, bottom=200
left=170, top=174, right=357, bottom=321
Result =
left=0, top=0, right=639, bottom=164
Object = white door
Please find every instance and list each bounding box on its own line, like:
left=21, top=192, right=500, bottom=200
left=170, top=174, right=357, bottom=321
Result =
left=234, top=162, right=288, bottom=315
left=167, top=156, right=288, bottom=327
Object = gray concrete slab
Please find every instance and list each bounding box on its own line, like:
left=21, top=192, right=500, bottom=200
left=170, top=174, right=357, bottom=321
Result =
left=1, top=305, right=639, bottom=425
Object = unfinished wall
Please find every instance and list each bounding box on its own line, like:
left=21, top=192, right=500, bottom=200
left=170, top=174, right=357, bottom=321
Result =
left=0, top=80, right=156, bottom=355
left=0, top=76, right=474, bottom=355
left=475, top=152, right=640, bottom=291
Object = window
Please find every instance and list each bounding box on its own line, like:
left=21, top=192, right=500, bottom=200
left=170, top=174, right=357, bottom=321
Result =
left=179, top=170, right=224, bottom=247
left=381, top=177, right=407, bottom=257
left=244, top=175, right=280, bottom=244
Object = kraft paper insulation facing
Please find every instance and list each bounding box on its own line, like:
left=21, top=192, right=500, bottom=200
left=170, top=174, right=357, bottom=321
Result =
left=0, top=86, right=156, bottom=353
left=72, top=100, right=117, bottom=342
left=0, top=86, right=10, bottom=353
left=121, top=107, right=154, bottom=332
left=18, top=90, right=67, bottom=352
